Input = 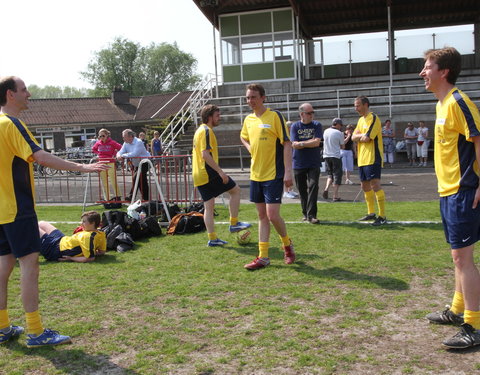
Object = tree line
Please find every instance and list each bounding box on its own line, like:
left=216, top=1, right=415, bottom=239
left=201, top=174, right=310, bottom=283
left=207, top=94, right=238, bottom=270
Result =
left=31, top=37, right=201, bottom=98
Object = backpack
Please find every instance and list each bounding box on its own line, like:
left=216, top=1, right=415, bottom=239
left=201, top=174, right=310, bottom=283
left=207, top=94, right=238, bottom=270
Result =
left=139, top=216, right=162, bottom=237
left=167, top=212, right=206, bottom=235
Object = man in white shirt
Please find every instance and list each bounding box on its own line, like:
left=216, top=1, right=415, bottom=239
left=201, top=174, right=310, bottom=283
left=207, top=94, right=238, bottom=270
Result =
left=322, top=118, right=345, bottom=201
left=117, top=129, right=151, bottom=201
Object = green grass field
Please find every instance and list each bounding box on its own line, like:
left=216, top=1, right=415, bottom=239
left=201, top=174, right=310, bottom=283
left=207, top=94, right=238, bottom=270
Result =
left=0, top=202, right=478, bottom=375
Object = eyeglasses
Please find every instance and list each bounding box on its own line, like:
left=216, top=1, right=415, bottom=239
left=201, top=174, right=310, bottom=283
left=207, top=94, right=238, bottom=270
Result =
left=303, top=111, right=315, bottom=115
left=98, top=135, right=106, bottom=138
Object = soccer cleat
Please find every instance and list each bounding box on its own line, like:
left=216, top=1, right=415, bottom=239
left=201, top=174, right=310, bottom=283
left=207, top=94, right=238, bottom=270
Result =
left=426, top=305, right=464, bottom=325
left=322, top=190, right=328, bottom=199
left=244, top=257, right=270, bottom=270
left=26, top=329, right=72, bottom=348
left=309, top=218, right=320, bottom=224
left=359, top=213, right=376, bottom=221
left=207, top=238, right=228, bottom=247
left=371, top=216, right=387, bottom=226
left=442, top=323, right=480, bottom=349
left=282, top=240, right=296, bottom=264
left=229, top=221, right=252, bottom=233
left=0, top=325, right=24, bottom=344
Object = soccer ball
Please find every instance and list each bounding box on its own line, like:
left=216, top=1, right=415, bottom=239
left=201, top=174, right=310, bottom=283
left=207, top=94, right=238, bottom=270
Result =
left=236, top=229, right=251, bottom=245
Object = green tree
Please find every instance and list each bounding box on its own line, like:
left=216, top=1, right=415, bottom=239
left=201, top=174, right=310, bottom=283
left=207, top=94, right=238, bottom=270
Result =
left=28, top=84, right=92, bottom=98
left=81, top=38, right=201, bottom=96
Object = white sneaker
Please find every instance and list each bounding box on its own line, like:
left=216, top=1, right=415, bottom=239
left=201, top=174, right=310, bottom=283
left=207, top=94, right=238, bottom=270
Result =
left=345, top=179, right=354, bottom=185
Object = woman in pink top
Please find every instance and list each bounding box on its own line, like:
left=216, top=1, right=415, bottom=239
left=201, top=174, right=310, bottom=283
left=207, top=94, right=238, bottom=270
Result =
left=92, top=129, right=122, bottom=200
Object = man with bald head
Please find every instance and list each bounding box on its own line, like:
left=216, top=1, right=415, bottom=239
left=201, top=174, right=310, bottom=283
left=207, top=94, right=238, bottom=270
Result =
left=290, top=103, right=323, bottom=223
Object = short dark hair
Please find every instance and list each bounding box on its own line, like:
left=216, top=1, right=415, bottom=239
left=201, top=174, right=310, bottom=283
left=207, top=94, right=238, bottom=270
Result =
left=0, top=76, right=17, bottom=106
left=355, top=96, right=369, bottom=106
left=246, top=83, right=265, bottom=97
left=200, top=104, right=219, bottom=124
left=423, top=47, right=461, bottom=85
left=81, top=211, right=101, bottom=228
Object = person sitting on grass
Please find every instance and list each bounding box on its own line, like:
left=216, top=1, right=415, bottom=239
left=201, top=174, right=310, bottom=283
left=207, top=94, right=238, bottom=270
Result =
left=38, top=211, right=106, bottom=262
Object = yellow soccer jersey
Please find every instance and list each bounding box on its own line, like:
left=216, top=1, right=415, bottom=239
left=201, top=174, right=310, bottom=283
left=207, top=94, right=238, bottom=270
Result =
left=241, top=109, right=290, bottom=182
left=434, top=87, right=480, bottom=197
left=0, top=113, right=42, bottom=224
left=355, top=112, right=384, bottom=167
left=59, top=230, right=106, bottom=258
left=192, top=124, right=219, bottom=187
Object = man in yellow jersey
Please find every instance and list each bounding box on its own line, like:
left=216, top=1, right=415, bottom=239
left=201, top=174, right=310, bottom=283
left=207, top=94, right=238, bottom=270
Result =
left=192, top=104, right=251, bottom=247
left=38, top=211, right=106, bottom=262
left=240, top=83, right=295, bottom=270
left=352, top=96, right=387, bottom=226
left=0, top=76, right=108, bottom=347
left=420, top=47, right=480, bottom=349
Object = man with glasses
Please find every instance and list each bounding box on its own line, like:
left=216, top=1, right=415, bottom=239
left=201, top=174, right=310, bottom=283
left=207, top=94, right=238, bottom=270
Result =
left=240, top=83, right=295, bottom=270
left=290, top=103, right=323, bottom=223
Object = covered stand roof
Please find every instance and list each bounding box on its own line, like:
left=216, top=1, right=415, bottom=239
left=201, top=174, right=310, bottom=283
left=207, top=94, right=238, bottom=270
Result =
left=193, top=0, right=480, bottom=38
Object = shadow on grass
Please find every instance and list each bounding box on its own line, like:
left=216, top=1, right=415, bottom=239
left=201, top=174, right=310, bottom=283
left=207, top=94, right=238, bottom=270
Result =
left=7, top=342, right=139, bottom=374
left=39, top=253, right=125, bottom=265
left=293, top=261, right=409, bottom=290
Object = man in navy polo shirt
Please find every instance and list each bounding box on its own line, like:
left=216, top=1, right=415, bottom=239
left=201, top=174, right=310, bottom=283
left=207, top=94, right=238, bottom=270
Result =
left=290, top=103, right=323, bottom=224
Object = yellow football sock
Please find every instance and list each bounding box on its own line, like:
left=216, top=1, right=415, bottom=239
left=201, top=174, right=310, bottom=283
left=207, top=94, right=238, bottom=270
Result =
left=208, top=232, right=217, bottom=241
left=25, top=310, right=44, bottom=336
left=464, top=310, right=480, bottom=330
left=375, top=189, right=386, bottom=218
left=259, top=242, right=269, bottom=258
left=450, top=291, right=465, bottom=315
left=230, top=217, right=238, bottom=226
left=364, top=190, right=375, bottom=214
left=280, top=235, right=290, bottom=246
left=0, top=309, right=10, bottom=330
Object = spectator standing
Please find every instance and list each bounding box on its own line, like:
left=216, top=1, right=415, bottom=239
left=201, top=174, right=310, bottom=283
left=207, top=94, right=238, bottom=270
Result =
left=92, top=128, right=122, bottom=201
left=290, top=103, right=323, bottom=223
left=151, top=131, right=163, bottom=157
left=404, top=122, right=419, bottom=166
left=417, top=121, right=429, bottom=167
left=342, top=124, right=355, bottom=184
left=139, top=132, right=149, bottom=152
left=382, top=119, right=396, bottom=167
left=322, top=118, right=345, bottom=202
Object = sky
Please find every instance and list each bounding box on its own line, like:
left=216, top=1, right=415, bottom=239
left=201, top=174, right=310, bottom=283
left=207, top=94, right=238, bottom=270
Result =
left=1, top=0, right=217, bottom=89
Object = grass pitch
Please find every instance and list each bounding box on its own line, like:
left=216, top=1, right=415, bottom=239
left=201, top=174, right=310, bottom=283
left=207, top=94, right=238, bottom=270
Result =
left=0, top=202, right=478, bottom=374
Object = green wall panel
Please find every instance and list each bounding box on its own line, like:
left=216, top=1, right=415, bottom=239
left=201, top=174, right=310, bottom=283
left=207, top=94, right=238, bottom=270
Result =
left=240, top=13, right=271, bottom=35
left=220, top=16, right=239, bottom=37
left=273, top=10, right=292, bottom=32
left=243, top=63, right=274, bottom=81
left=275, top=61, right=295, bottom=78
left=223, top=65, right=242, bottom=82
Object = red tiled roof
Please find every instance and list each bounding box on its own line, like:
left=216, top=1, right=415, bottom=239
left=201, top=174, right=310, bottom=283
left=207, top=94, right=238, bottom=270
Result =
left=21, top=91, right=192, bottom=126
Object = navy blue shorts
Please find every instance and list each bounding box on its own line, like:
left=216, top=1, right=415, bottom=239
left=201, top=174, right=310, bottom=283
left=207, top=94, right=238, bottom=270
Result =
left=440, top=189, right=480, bottom=249
left=250, top=178, right=283, bottom=204
left=40, top=229, right=65, bottom=261
left=197, top=175, right=237, bottom=202
left=0, top=216, right=41, bottom=258
left=359, top=164, right=382, bottom=181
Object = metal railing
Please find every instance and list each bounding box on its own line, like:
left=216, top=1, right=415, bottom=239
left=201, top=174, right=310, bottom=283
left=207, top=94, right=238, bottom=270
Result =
left=160, top=74, right=217, bottom=155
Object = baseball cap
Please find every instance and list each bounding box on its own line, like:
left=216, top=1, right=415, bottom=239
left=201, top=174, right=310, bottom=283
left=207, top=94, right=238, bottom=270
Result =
left=332, top=118, right=343, bottom=126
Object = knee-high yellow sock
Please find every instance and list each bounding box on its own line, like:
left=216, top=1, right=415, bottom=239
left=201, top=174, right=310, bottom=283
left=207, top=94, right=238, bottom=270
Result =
left=364, top=190, right=375, bottom=214
left=0, top=309, right=10, bottom=330
left=450, top=291, right=465, bottom=315
left=25, top=310, right=44, bottom=336
left=280, top=235, right=290, bottom=246
left=208, top=232, right=217, bottom=241
left=230, top=217, right=238, bottom=226
left=259, top=242, right=269, bottom=258
left=464, top=310, right=480, bottom=330
left=375, top=189, right=386, bottom=217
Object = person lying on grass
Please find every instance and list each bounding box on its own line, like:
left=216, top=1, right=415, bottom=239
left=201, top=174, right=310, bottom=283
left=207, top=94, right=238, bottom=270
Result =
left=38, top=211, right=106, bottom=262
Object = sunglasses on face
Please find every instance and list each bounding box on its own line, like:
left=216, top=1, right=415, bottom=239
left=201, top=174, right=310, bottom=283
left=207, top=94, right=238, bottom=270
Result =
left=99, top=135, right=106, bottom=138
left=303, top=111, right=315, bottom=115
